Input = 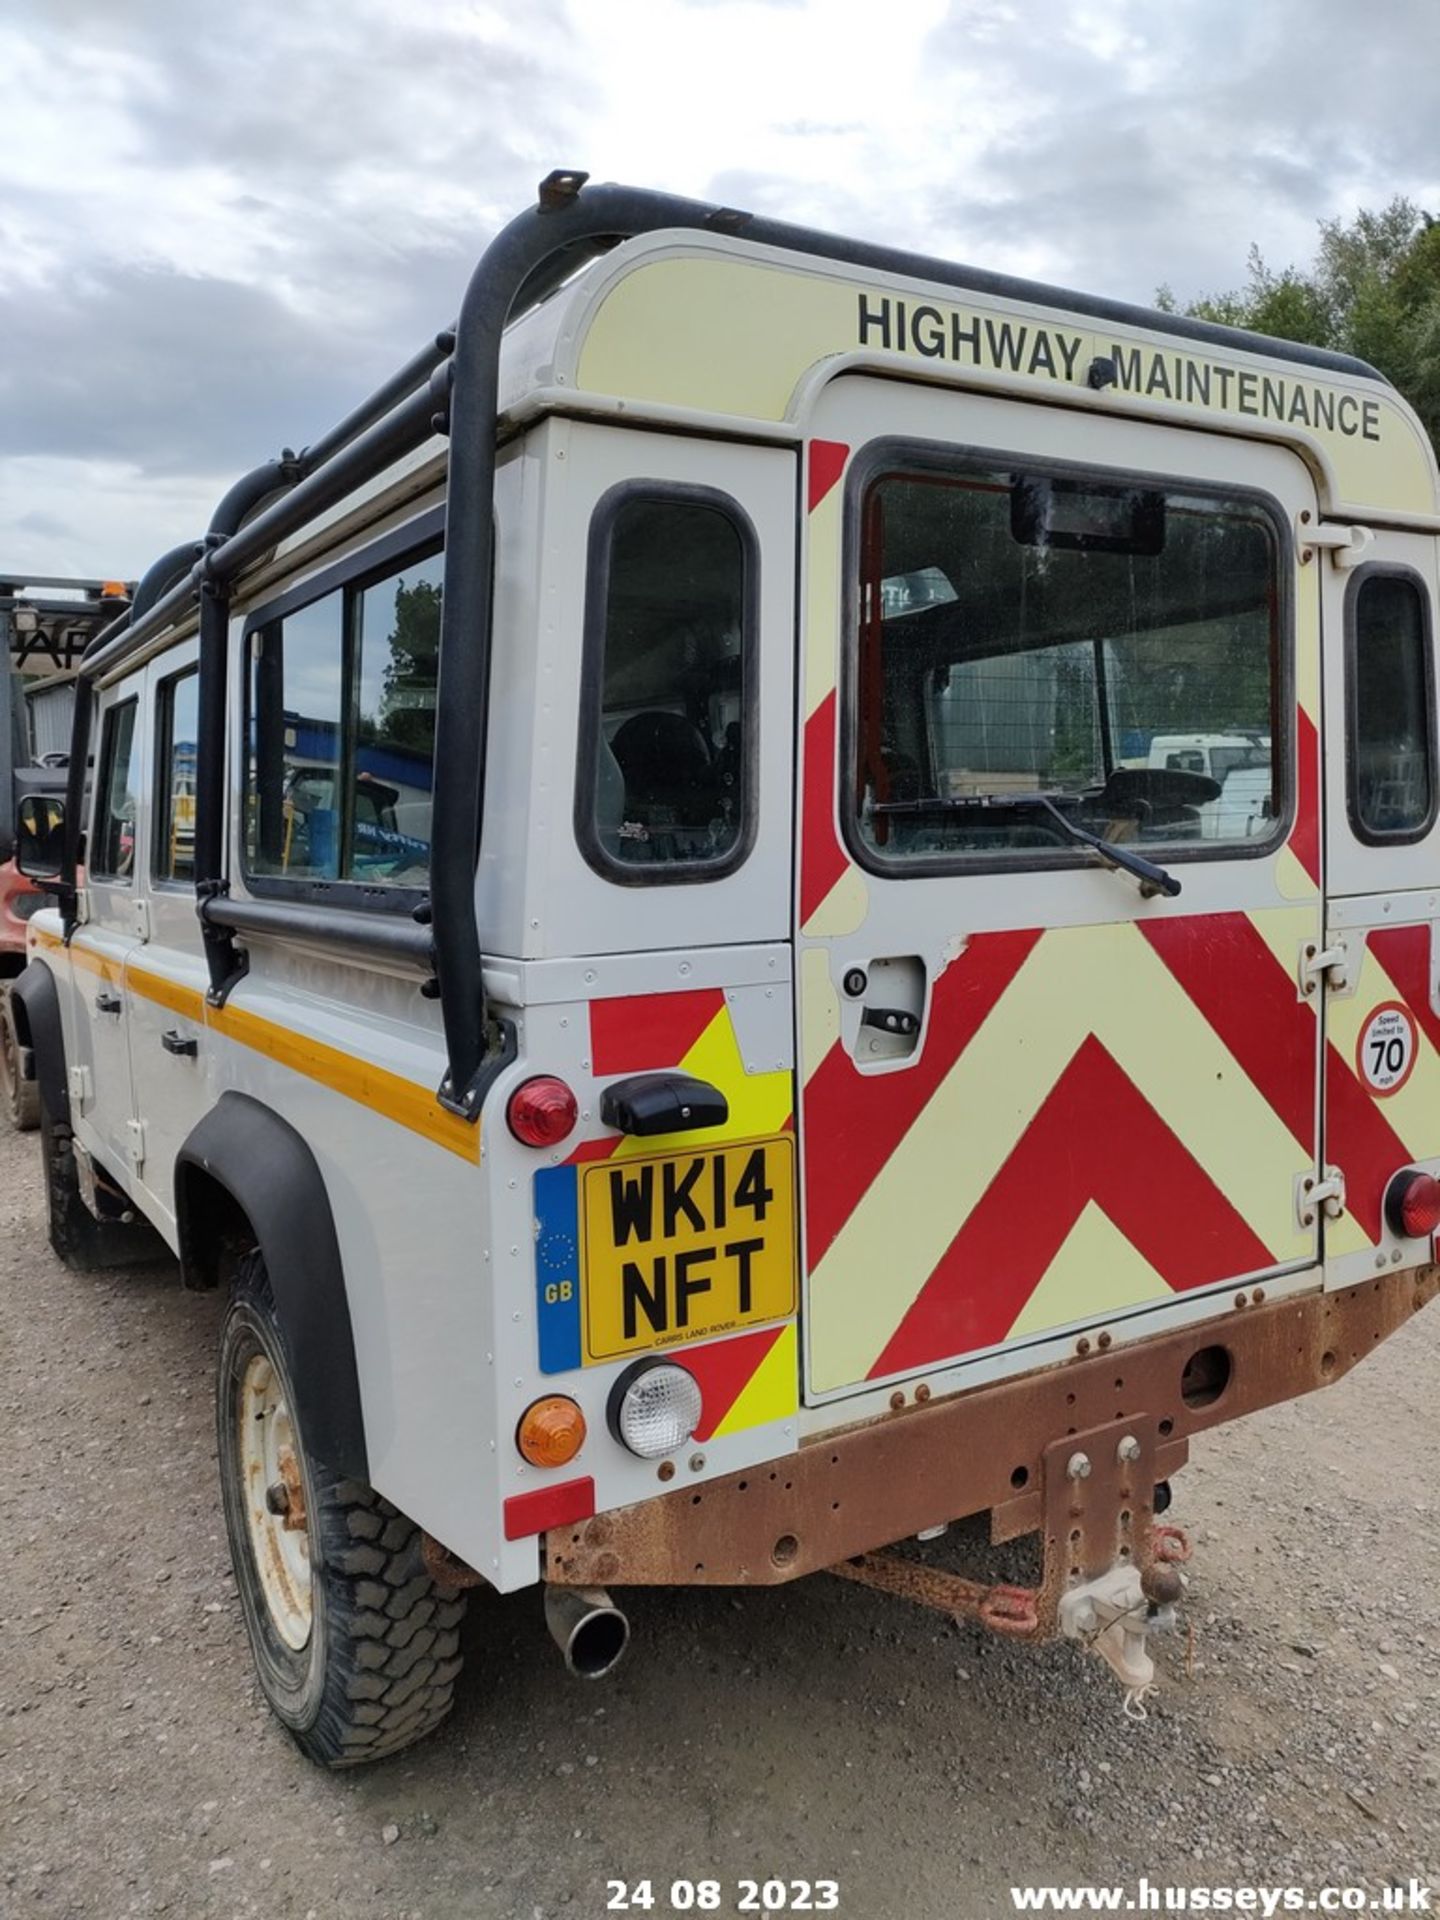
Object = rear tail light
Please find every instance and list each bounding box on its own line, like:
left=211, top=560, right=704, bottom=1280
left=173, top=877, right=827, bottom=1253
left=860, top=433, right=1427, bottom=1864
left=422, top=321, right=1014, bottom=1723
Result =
left=1384, top=1168, right=1440, bottom=1240
left=507, top=1075, right=578, bottom=1148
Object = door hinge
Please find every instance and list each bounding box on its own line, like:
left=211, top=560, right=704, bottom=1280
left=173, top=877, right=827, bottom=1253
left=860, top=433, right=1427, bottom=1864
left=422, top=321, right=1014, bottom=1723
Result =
left=68, top=1063, right=93, bottom=1108
left=126, top=1118, right=146, bottom=1173
left=1297, top=1165, right=1346, bottom=1230
left=1299, top=520, right=1376, bottom=570
left=1299, top=937, right=1356, bottom=997
left=132, top=899, right=151, bottom=941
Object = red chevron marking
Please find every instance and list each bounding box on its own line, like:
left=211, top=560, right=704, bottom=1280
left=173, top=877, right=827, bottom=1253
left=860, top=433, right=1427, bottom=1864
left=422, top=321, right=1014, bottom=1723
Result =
left=589, top=988, right=725, bottom=1078
left=800, top=689, right=848, bottom=926
left=1291, top=707, right=1321, bottom=886
left=807, top=439, right=850, bottom=513
left=801, top=928, right=1043, bottom=1270
left=869, top=1035, right=1276, bottom=1380
left=1139, top=913, right=1317, bottom=1150
left=1325, top=1039, right=1414, bottom=1244
left=1367, top=925, right=1440, bottom=1060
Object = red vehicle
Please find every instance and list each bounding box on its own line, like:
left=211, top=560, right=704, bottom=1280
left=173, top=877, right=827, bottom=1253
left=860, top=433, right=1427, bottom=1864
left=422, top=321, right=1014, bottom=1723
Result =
left=1, top=575, right=131, bottom=1127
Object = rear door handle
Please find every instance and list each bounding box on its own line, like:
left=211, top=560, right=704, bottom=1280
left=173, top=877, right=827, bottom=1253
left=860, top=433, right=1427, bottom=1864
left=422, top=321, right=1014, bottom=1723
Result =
left=161, top=1029, right=198, bottom=1058
left=600, top=1072, right=728, bottom=1137
left=860, top=1005, right=920, bottom=1037
left=94, top=990, right=122, bottom=1015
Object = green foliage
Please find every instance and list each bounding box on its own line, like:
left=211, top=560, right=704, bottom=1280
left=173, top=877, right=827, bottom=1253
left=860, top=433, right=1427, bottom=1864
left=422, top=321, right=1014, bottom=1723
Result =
left=374, top=578, right=441, bottom=753
left=1163, top=199, right=1440, bottom=450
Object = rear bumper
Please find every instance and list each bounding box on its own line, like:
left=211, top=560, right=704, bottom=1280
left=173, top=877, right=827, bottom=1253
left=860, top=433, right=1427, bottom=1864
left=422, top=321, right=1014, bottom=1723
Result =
left=548, top=1267, right=1437, bottom=1598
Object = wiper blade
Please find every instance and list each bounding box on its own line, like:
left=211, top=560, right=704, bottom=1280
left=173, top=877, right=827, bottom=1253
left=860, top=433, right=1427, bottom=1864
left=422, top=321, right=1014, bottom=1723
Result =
left=871, top=790, right=1085, bottom=814
left=870, top=790, right=1181, bottom=898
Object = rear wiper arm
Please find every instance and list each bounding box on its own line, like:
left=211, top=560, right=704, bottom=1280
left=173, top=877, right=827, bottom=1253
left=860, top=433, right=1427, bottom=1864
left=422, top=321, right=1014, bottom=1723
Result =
left=1030, top=794, right=1181, bottom=898
left=871, top=790, right=1181, bottom=898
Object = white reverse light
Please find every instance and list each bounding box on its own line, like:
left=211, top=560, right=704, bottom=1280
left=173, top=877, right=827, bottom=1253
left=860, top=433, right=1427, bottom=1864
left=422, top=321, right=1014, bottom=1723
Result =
left=610, top=1361, right=703, bottom=1460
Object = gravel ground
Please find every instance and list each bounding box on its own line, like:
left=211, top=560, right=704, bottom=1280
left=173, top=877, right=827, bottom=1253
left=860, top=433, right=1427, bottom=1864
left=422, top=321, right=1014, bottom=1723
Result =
left=2, top=1115, right=1438, bottom=1920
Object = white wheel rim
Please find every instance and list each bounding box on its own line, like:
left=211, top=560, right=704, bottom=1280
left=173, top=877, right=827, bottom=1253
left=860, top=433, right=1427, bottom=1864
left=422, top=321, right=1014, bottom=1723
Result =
left=239, top=1351, right=313, bottom=1651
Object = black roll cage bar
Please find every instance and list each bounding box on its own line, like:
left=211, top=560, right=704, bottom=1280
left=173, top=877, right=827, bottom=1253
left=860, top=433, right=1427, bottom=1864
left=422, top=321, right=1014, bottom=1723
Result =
left=63, top=168, right=1389, bottom=1121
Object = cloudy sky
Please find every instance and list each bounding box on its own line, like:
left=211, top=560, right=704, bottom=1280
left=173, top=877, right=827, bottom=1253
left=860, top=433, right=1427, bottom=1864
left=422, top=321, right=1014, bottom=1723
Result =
left=2, top=0, right=1436, bottom=581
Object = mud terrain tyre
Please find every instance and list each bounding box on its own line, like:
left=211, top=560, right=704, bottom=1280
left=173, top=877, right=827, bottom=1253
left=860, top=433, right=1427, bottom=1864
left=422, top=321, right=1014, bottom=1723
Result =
left=0, top=984, right=39, bottom=1131
left=217, top=1251, right=468, bottom=1767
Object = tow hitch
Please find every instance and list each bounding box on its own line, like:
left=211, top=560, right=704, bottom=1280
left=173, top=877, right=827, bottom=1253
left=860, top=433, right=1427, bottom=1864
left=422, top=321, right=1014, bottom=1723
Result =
left=826, top=1418, right=1192, bottom=1713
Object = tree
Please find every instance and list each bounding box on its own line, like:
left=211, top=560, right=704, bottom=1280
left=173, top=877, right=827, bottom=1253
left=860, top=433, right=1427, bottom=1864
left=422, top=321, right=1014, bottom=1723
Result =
left=369, top=577, right=441, bottom=753
left=1157, top=199, right=1440, bottom=450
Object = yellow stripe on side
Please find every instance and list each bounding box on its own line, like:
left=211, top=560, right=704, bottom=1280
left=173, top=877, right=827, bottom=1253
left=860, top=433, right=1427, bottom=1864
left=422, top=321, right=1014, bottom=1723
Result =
left=128, top=969, right=205, bottom=1022
left=207, top=998, right=478, bottom=1161
left=712, top=1323, right=798, bottom=1438
left=33, top=929, right=476, bottom=1161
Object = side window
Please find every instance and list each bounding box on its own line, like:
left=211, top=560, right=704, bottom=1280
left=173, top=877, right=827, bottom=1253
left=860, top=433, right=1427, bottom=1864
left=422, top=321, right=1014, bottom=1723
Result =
left=850, top=461, right=1283, bottom=870
left=92, top=696, right=142, bottom=881
left=1348, top=570, right=1435, bottom=843
left=246, top=544, right=441, bottom=894
left=154, top=667, right=199, bottom=884
left=579, top=488, right=755, bottom=881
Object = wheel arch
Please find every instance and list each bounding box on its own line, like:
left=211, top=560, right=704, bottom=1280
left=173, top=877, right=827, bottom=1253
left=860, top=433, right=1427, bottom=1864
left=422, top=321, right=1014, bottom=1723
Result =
left=9, top=959, right=69, bottom=1124
left=177, top=1091, right=368, bottom=1481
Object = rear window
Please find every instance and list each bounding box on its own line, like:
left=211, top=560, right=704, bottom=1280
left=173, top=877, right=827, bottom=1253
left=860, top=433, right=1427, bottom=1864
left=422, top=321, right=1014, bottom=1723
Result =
left=92, top=696, right=141, bottom=881
left=577, top=486, right=756, bottom=883
left=848, top=458, right=1284, bottom=870
left=1347, top=569, right=1435, bottom=843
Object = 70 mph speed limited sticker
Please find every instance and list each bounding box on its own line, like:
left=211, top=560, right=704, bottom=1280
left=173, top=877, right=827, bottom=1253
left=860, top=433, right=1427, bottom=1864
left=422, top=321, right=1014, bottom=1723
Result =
left=1356, top=1001, right=1419, bottom=1097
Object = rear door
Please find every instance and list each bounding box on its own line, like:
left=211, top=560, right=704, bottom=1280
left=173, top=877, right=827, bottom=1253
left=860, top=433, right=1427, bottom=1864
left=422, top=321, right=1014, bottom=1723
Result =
left=796, top=378, right=1325, bottom=1402
left=1319, top=535, right=1440, bottom=1286
left=69, top=678, right=145, bottom=1184
left=127, top=645, right=210, bottom=1234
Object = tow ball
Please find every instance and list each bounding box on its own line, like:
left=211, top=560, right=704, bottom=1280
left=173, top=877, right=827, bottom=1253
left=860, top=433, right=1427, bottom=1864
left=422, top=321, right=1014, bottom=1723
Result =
left=1057, top=1532, right=1191, bottom=1713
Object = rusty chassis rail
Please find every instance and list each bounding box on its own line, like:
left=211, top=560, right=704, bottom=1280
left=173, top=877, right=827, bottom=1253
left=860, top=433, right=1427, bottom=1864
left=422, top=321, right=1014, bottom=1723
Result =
left=547, top=1268, right=1438, bottom=1635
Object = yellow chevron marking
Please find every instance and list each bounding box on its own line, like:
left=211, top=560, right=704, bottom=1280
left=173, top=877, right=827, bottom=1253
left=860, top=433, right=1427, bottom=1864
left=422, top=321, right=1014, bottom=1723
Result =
left=1327, top=1208, right=1373, bottom=1257
left=803, top=862, right=868, bottom=938
left=1295, top=623, right=1320, bottom=736
left=807, top=920, right=1316, bottom=1391
left=1275, top=843, right=1320, bottom=901
left=713, top=1323, right=799, bottom=1438
left=804, top=483, right=841, bottom=720
left=1006, top=1201, right=1169, bottom=1342
left=610, top=1006, right=792, bottom=1161
left=1245, top=903, right=1313, bottom=988
left=799, top=947, right=841, bottom=1080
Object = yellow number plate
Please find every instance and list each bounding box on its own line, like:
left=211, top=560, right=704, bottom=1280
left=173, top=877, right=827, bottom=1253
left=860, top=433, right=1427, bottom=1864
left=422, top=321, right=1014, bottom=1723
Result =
left=580, top=1135, right=796, bottom=1364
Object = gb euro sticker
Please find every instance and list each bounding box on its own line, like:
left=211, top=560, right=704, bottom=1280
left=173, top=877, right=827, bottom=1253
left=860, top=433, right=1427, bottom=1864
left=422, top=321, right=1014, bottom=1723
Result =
left=1356, top=1001, right=1418, bottom=1098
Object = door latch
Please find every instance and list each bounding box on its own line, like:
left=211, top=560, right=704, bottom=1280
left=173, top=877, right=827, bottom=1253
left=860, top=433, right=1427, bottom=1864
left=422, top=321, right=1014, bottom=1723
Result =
left=94, top=989, right=122, bottom=1015
left=1297, top=1166, right=1346, bottom=1230
left=161, top=1029, right=198, bottom=1059
left=1298, top=520, right=1375, bottom=570
left=1299, top=939, right=1354, bottom=997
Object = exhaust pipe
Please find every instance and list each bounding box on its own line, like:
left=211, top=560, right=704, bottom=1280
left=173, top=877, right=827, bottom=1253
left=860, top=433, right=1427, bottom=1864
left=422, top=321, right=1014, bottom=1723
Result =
left=544, top=1584, right=630, bottom=1678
